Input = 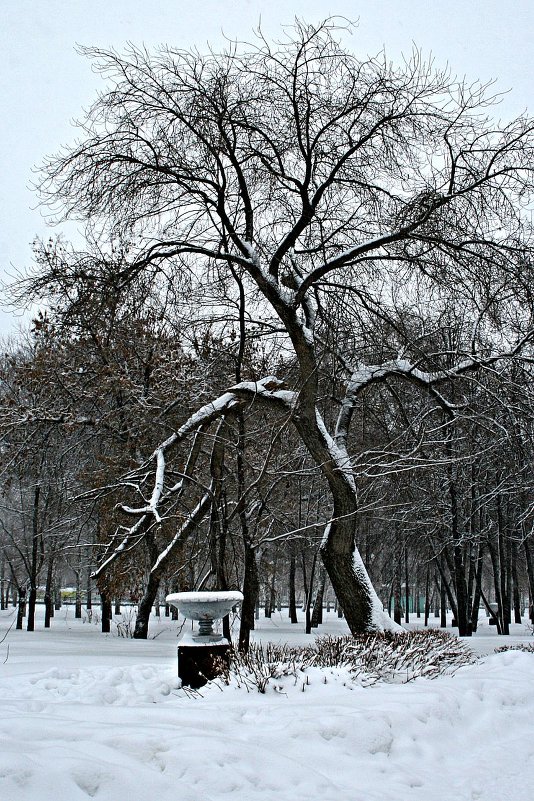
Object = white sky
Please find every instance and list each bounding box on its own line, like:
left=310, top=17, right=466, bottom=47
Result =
left=1, top=0, right=533, bottom=337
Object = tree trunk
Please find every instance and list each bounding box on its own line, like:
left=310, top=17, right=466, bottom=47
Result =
left=488, top=536, right=507, bottom=635
left=301, top=549, right=308, bottom=612
left=470, top=545, right=484, bottom=633
left=238, top=543, right=258, bottom=652
left=75, top=562, right=83, bottom=619
left=86, top=552, right=92, bottom=610
left=305, top=550, right=318, bottom=634
left=424, top=565, right=431, bottom=627
left=511, top=540, right=522, bottom=624
left=288, top=548, right=298, bottom=623
left=394, top=566, right=402, bottom=625
left=27, top=484, right=42, bottom=632
left=100, top=590, right=112, bottom=633
left=524, top=540, right=534, bottom=622
left=235, top=411, right=258, bottom=652
left=44, top=557, right=54, bottom=628
left=310, top=567, right=326, bottom=628
left=268, top=554, right=277, bottom=615
left=404, top=544, right=410, bottom=624
left=133, top=569, right=160, bottom=638
left=496, top=493, right=511, bottom=633
left=292, top=408, right=381, bottom=634
left=0, top=558, right=5, bottom=611
left=16, top=586, right=26, bottom=630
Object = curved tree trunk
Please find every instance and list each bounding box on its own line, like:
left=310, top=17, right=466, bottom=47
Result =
left=293, top=410, right=381, bottom=634
left=133, top=570, right=161, bottom=639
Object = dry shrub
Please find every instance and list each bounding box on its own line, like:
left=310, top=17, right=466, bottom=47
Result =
left=224, top=630, right=475, bottom=693
left=494, top=642, right=534, bottom=654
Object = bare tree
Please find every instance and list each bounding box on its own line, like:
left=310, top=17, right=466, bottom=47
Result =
left=36, top=19, right=534, bottom=634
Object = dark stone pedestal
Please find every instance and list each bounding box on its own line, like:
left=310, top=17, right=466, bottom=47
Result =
left=178, top=642, right=231, bottom=689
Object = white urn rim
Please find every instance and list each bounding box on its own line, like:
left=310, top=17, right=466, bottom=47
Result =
left=165, top=591, right=244, bottom=625
left=166, top=591, right=243, bottom=606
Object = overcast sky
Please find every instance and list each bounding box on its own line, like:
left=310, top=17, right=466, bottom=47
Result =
left=1, top=0, right=533, bottom=338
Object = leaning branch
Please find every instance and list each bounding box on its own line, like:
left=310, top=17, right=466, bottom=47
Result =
left=93, top=377, right=296, bottom=578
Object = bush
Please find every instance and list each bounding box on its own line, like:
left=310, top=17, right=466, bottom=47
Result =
left=495, top=642, right=534, bottom=654
left=222, top=630, right=475, bottom=693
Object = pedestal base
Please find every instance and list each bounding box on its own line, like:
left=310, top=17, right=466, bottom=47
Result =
left=178, top=642, right=231, bottom=689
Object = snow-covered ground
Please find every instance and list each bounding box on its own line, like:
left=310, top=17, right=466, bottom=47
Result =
left=1, top=605, right=533, bottom=801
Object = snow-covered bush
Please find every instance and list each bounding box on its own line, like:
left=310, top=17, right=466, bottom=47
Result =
left=223, top=631, right=475, bottom=693
left=336, top=630, right=476, bottom=683
left=494, top=642, right=534, bottom=654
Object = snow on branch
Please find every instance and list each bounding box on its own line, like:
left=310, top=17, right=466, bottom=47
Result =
left=91, top=513, right=148, bottom=580
left=150, top=492, right=212, bottom=577
left=157, top=376, right=295, bottom=456
left=91, top=376, right=295, bottom=582
left=334, top=349, right=529, bottom=451
left=342, top=350, right=524, bottom=403
left=112, top=376, right=296, bottom=553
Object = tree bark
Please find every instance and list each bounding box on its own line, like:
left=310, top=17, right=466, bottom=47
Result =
left=512, top=540, right=522, bottom=624
left=288, top=548, right=298, bottom=624
left=0, top=558, right=5, bottom=611
left=404, top=544, right=410, bottom=624
left=524, top=540, right=534, bottom=622
left=470, top=545, right=484, bottom=633
left=100, top=590, right=112, bottom=633
left=16, top=586, right=26, bottom=630
left=238, top=543, right=258, bottom=652
left=310, top=567, right=326, bottom=628
left=44, top=557, right=54, bottom=628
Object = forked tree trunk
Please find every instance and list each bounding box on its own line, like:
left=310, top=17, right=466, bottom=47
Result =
left=291, top=409, right=389, bottom=634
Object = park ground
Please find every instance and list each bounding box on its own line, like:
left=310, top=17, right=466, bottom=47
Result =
left=0, top=604, right=533, bottom=801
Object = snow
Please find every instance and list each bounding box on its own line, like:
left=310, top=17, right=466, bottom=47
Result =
left=315, top=409, right=356, bottom=491
left=166, top=591, right=244, bottom=604
left=230, top=378, right=296, bottom=408
left=1, top=606, right=533, bottom=801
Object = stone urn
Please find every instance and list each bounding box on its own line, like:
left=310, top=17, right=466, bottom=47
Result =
left=166, top=590, right=243, bottom=641
left=165, top=590, right=243, bottom=688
